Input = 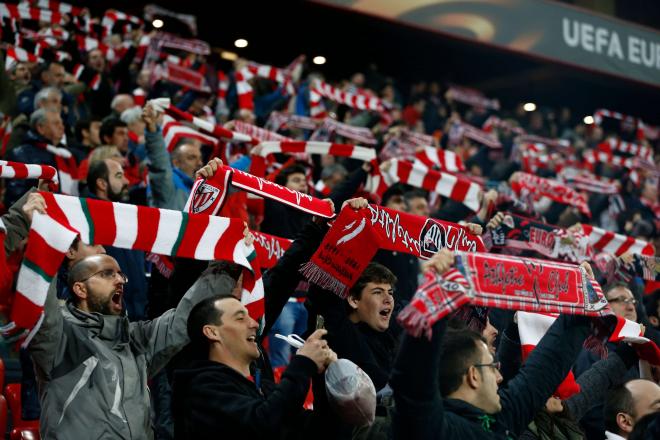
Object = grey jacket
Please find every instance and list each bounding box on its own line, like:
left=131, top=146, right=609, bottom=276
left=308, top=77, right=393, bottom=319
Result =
left=145, top=128, right=189, bottom=211
left=29, top=265, right=234, bottom=439
left=2, top=187, right=34, bottom=255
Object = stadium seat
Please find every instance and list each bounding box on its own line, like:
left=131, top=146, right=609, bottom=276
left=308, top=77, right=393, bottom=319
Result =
left=4, top=384, right=39, bottom=432
left=10, top=427, right=40, bottom=440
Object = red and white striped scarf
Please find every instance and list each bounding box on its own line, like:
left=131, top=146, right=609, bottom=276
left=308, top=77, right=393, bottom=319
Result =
left=310, top=79, right=391, bottom=117
left=397, top=253, right=609, bottom=338
left=72, top=64, right=102, bottom=91
left=580, top=224, right=655, bottom=257
left=161, top=115, right=219, bottom=152
left=0, top=160, right=58, bottom=188
left=608, top=317, right=660, bottom=365
left=597, top=138, right=653, bottom=163
left=558, top=168, right=620, bottom=195
left=518, top=312, right=581, bottom=399
left=457, top=121, right=502, bottom=149
left=231, top=120, right=292, bottom=144
left=583, top=149, right=636, bottom=172
left=511, top=172, right=591, bottom=217
left=415, top=146, right=465, bottom=173
left=593, top=109, right=659, bottom=141
left=380, top=159, right=481, bottom=212
left=13, top=192, right=263, bottom=332
left=0, top=2, right=67, bottom=25
left=309, top=118, right=377, bottom=146
left=516, top=135, right=571, bottom=151
left=265, top=111, right=319, bottom=132
left=153, top=62, right=210, bottom=93
left=482, top=115, right=525, bottom=135
left=4, top=45, right=43, bottom=70
left=254, top=141, right=376, bottom=163
left=29, top=0, right=84, bottom=16
left=215, top=70, right=229, bottom=115
left=446, top=85, right=500, bottom=110
left=235, top=61, right=297, bottom=110
left=150, top=99, right=251, bottom=143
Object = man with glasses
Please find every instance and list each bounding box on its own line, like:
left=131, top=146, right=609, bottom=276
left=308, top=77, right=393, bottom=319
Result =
left=605, top=284, right=638, bottom=322
left=391, top=249, right=596, bottom=439
left=28, top=249, right=239, bottom=439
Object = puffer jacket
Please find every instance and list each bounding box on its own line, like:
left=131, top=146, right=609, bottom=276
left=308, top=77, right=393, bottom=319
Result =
left=29, top=266, right=235, bottom=439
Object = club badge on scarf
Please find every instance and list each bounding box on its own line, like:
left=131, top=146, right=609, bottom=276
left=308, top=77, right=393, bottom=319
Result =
left=185, top=164, right=335, bottom=218
left=300, top=205, right=486, bottom=297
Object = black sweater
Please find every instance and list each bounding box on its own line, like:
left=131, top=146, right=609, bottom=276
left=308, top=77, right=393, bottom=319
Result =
left=390, top=315, right=592, bottom=440
left=172, top=355, right=317, bottom=440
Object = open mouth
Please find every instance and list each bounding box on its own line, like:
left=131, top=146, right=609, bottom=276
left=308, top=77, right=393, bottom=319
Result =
left=111, top=291, right=123, bottom=308
left=246, top=335, right=257, bottom=343
left=379, top=308, right=391, bottom=318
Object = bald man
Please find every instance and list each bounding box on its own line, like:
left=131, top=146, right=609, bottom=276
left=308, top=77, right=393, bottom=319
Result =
left=28, top=253, right=237, bottom=439
left=604, top=379, right=660, bottom=439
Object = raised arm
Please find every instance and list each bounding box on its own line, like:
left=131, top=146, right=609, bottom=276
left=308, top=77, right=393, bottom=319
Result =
left=142, top=104, right=176, bottom=209
left=131, top=264, right=238, bottom=377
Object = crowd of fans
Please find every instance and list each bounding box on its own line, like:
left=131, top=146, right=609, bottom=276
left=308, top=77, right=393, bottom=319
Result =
left=0, top=1, right=659, bottom=440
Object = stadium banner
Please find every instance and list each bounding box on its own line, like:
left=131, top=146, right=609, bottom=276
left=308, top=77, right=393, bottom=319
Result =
left=311, top=0, right=660, bottom=88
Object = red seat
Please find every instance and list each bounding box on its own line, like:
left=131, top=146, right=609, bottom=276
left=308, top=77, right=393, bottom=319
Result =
left=4, top=384, right=39, bottom=432
left=10, top=427, right=40, bottom=440
left=0, top=357, right=5, bottom=392
left=0, top=394, right=8, bottom=436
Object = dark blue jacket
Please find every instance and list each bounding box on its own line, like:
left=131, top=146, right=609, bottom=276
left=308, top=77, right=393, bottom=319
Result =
left=391, top=315, right=591, bottom=440
left=4, top=131, right=58, bottom=206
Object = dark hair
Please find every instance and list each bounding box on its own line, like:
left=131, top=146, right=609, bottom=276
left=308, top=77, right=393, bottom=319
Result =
left=74, top=118, right=101, bottom=142
left=66, top=257, right=99, bottom=304
left=381, top=184, right=405, bottom=207
left=604, top=384, right=636, bottom=434
left=171, top=138, right=198, bottom=160
left=86, top=159, right=109, bottom=193
left=604, top=282, right=632, bottom=298
left=99, top=117, right=127, bottom=144
left=403, top=189, right=428, bottom=208
left=275, top=164, right=307, bottom=187
left=186, top=293, right=237, bottom=358
left=438, top=328, right=486, bottom=396
left=348, top=262, right=397, bottom=300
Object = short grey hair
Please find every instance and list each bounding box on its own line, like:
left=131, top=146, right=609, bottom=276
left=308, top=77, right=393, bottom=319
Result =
left=30, top=107, right=59, bottom=130
left=33, top=87, right=61, bottom=110
left=120, top=106, right=142, bottom=125
left=321, top=163, right=347, bottom=180
left=111, top=94, right=133, bottom=111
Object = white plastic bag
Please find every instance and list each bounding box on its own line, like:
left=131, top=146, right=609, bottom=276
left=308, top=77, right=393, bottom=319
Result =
left=324, top=358, right=377, bottom=427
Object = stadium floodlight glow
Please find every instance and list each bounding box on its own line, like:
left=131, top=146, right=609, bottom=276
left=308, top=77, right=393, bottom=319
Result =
left=583, top=115, right=594, bottom=124
left=220, top=51, right=238, bottom=61
left=312, top=56, right=326, bottom=65
left=234, top=39, right=248, bottom=48
left=152, top=19, right=164, bottom=29
left=523, top=102, right=536, bottom=112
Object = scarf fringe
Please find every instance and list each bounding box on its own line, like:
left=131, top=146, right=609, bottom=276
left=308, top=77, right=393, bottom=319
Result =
left=396, top=306, right=432, bottom=340
left=299, top=262, right=348, bottom=298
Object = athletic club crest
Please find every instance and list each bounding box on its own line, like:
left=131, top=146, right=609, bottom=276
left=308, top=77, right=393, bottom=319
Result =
left=191, top=182, right=221, bottom=214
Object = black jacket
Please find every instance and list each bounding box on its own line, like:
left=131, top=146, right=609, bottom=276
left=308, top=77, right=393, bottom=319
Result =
left=172, top=355, right=317, bottom=440
left=391, top=315, right=591, bottom=440
left=4, top=130, right=58, bottom=206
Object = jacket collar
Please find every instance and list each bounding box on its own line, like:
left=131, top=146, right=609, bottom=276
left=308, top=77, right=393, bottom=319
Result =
left=64, top=301, right=130, bottom=349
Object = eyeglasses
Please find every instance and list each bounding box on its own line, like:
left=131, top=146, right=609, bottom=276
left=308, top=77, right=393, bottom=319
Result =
left=79, top=269, right=128, bottom=284
left=473, top=361, right=501, bottom=371
left=608, top=297, right=637, bottom=305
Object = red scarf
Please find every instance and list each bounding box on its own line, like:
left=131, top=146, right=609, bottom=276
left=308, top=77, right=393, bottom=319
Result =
left=300, top=205, right=485, bottom=297
left=511, top=172, right=590, bottom=217
left=185, top=164, right=334, bottom=219
left=398, top=252, right=610, bottom=338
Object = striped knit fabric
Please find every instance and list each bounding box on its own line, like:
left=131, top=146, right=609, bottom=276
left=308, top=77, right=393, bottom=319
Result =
left=381, top=159, right=481, bottom=211
left=150, top=99, right=251, bottom=143
left=161, top=115, right=219, bottom=152
left=255, top=141, right=376, bottom=163
left=0, top=3, right=67, bottom=25
left=580, top=224, right=655, bottom=256
left=13, top=193, right=263, bottom=330
left=511, top=172, right=590, bottom=217
left=415, top=146, right=465, bottom=173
